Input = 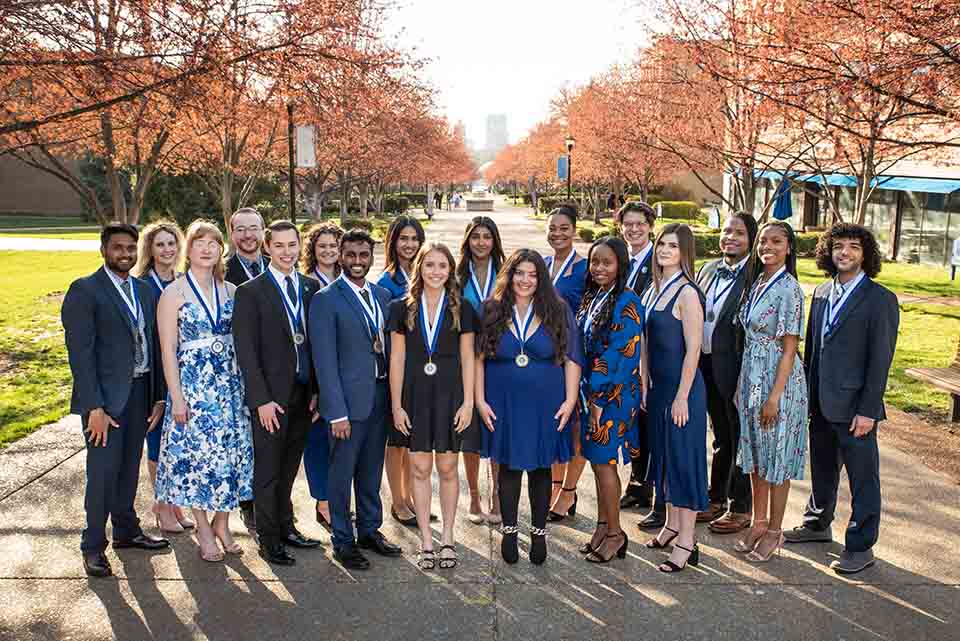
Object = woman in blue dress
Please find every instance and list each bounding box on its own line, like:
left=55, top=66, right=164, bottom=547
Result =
left=543, top=204, right=589, bottom=518
left=155, top=221, right=253, bottom=562
left=132, top=220, right=194, bottom=534
left=734, top=221, right=808, bottom=563
left=300, top=221, right=343, bottom=531
left=377, top=215, right=426, bottom=526
left=577, top=238, right=643, bottom=563
left=456, top=216, right=506, bottom=525
left=476, top=249, right=584, bottom=565
left=642, top=223, right=709, bottom=573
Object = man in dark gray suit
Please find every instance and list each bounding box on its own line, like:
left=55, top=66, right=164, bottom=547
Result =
left=62, top=223, right=170, bottom=577
left=784, top=223, right=899, bottom=575
left=695, top=212, right=756, bottom=534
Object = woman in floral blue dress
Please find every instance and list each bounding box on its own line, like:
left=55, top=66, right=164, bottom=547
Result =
left=155, top=221, right=253, bottom=562
left=577, top=237, right=643, bottom=564
left=735, top=221, right=808, bottom=563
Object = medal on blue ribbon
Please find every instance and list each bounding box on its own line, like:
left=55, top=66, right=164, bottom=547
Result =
left=419, top=290, right=447, bottom=376
left=706, top=264, right=741, bottom=322
left=355, top=286, right=384, bottom=353
left=469, top=258, right=494, bottom=302
left=268, top=271, right=305, bottom=345
left=186, top=270, right=225, bottom=353
left=512, top=304, right=535, bottom=368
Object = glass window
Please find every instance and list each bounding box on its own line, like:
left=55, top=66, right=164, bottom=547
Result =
left=899, top=190, right=925, bottom=263
left=865, top=189, right=896, bottom=255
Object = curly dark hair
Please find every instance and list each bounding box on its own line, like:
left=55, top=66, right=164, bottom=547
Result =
left=616, top=201, right=656, bottom=226
left=301, top=221, right=344, bottom=276
left=478, top=249, right=569, bottom=365
left=383, top=215, right=425, bottom=277
left=814, top=222, right=883, bottom=278
left=577, top=237, right=630, bottom=360
left=456, top=216, right=506, bottom=292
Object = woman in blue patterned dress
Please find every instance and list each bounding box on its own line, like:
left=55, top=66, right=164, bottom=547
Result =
left=132, top=220, right=193, bottom=533
left=476, top=249, right=584, bottom=565
left=155, top=221, right=253, bottom=562
left=456, top=216, right=506, bottom=525
left=734, top=221, right=808, bottom=562
left=377, top=215, right=426, bottom=526
left=543, top=204, right=590, bottom=516
left=577, top=237, right=643, bottom=563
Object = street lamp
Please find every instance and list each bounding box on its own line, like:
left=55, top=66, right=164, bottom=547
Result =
left=564, top=135, right=575, bottom=201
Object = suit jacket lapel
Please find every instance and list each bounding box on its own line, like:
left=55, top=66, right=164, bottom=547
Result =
left=718, top=269, right=747, bottom=322
left=96, top=267, right=136, bottom=333
left=825, top=278, right=870, bottom=341
left=338, top=279, right=374, bottom=334
left=810, top=283, right=829, bottom=351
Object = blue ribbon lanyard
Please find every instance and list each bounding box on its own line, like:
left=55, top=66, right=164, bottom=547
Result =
left=268, top=271, right=304, bottom=334
left=549, top=251, right=577, bottom=286
left=643, top=271, right=684, bottom=325
left=706, top=266, right=741, bottom=313
left=744, top=266, right=788, bottom=322
left=355, top=286, right=384, bottom=341
left=512, top=304, right=535, bottom=351
left=583, top=289, right=612, bottom=338
left=117, top=276, right=142, bottom=329
left=469, top=258, right=494, bottom=301
left=186, top=270, right=222, bottom=329
left=314, top=267, right=332, bottom=288
left=824, top=274, right=864, bottom=335
left=627, top=244, right=651, bottom=289
left=419, top=290, right=447, bottom=361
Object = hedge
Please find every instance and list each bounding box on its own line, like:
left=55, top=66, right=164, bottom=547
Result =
left=382, top=195, right=409, bottom=214
left=656, top=201, right=700, bottom=219
left=341, top=217, right=375, bottom=232
left=695, top=231, right=822, bottom=258
left=625, top=194, right=666, bottom=206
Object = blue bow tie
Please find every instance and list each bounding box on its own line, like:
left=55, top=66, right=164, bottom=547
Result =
left=717, top=266, right=737, bottom=280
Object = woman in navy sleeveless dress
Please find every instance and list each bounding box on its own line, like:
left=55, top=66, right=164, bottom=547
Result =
left=456, top=216, right=507, bottom=525
left=132, top=220, right=193, bottom=533
left=542, top=204, right=589, bottom=517
left=477, top=250, right=584, bottom=565
left=377, top=215, right=425, bottom=526
left=643, top=224, right=709, bottom=573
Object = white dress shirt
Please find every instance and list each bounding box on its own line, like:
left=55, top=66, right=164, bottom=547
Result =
left=702, top=256, right=748, bottom=355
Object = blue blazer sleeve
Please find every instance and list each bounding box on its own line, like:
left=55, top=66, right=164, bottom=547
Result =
left=587, top=293, right=643, bottom=410
left=310, top=288, right=349, bottom=421
left=61, top=277, right=104, bottom=414
left=858, top=286, right=900, bottom=420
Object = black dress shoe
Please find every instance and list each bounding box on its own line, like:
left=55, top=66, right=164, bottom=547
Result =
left=391, top=507, right=417, bottom=527
left=637, top=509, right=667, bottom=530
left=82, top=552, right=112, bottom=577
left=357, top=531, right=402, bottom=557
left=113, top=533, right=170, bottom=550
left=284, top=527, right=322, bottom=549
left=259, top=544, right=296, bottom=566
left=333, top=546, right=371, bottom=570
left=620, top=483, right=654, bottom=510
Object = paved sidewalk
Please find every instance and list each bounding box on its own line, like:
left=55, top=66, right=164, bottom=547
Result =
left=0, top=200, right=958, bottom=640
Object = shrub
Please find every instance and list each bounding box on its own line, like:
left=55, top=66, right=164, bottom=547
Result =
left=624, top=193, right=666, bottom=206
left=382, top=195, right=409, bottom=214
left=342, top=217, right=375, bottom=232
left=578, top=228, right=595, bottom=243
left=694, top=230, right=822, bottom=258
left=595, top=228, right=612, bottom=240
left=796, top=232, right=821, bottom=257
left=660, top=184, right=694, bottom=202
left=656, top=201, right=700, bottom=220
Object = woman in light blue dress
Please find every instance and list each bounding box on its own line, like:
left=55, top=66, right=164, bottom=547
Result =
left=735, top=221, right=808, bottom=563
left=156, top=221, right=253, bottom=562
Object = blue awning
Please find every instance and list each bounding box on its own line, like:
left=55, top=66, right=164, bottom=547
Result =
left=753, top=169, right=960, bottom=194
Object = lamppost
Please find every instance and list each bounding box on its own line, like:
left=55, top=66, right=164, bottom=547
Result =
left=565, top=135, right=575, bottom=201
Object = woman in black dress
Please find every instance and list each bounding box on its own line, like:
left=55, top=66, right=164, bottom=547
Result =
left=389, top=242, right=479, bottom=570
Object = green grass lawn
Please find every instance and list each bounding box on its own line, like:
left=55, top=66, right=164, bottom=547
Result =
left=0, top=231, right=101, bottom=240
left=0, top=250, right=102, bottom=446
left=0, top=214, right=91, bottom=230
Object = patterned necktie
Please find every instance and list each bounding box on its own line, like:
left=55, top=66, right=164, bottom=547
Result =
left=717, top=266, right=736, bottom=280
left=833, top=282, right=845, bottom=306
left=120, top=279, right=144, bottom=368
left=249, top=259, right=261, bottom=277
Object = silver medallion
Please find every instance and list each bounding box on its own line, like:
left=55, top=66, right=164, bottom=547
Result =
left=293, top=333, right=305, bottom=345
left=373, top=338, right=384, bottom=354
left=706, top=310, right=715, bottom=322
left=424, top=362, right=438, bottom=376
left=211, top=339, right=225, bottom=354
left=515, top=353, right=530, bottom=368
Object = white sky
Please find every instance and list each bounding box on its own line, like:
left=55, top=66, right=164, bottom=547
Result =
left=390, top=0, right=652, bottom=146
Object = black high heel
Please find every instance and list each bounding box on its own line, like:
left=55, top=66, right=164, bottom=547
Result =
left=645, top=526, right=678, bottom=549
left=500, top=525, right=519, bottom=564
left=658, top=543, right=700, bottom=573
left=529, top=527, right=547, bottom=565
left=585, top=531, right=628, bottom=563
left=547, top=487, right=578, bottom=521
left=579, top=520, right=606, bottom=554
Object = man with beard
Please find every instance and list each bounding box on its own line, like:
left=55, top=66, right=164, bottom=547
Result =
left=695, top=212, right=757, bottom=535
left=310, top=229, right=402, bottom=570
left=224, top=207, right=267, bottom=531
left=62, top=223, right=170, bottom=577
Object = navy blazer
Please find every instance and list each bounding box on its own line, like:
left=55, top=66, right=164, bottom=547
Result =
left=628, top=247, right=654, bottom=298
left=61, top=266, right=166, bottom=417
left=309, top=277, right=392, bottom=423
left=804, top=277, right=899, bottom=424
left=696, top=259, right=749, bottom=400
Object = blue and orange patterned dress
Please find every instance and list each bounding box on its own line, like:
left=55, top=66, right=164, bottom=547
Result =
left=579, top=290, right=644, bottom=465
left=155, top=284, right=253, bottom=511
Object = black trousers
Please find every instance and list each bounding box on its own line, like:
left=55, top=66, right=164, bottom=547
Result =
left=802, top=402, right=882, bottom=553
left=498, top=467, right=552, bottom=530
left=252, top=382, right=312, bottom=548
left=81, top=377, right=149, bottom=552
left=701, top=355, right=751, bottom=513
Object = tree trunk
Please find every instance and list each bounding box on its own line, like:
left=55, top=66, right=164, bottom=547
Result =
left=359, top=181, right=369, bottom=218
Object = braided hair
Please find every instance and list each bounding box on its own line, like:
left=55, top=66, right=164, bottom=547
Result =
left=576, top=237, right=630, bottom=360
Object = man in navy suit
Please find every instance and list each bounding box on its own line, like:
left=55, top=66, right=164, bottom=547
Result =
left=784, top=223, right=899, bottom=575
left=310, top=228, right=401, bottom=570
left=62, top=222, right=170, bottom=577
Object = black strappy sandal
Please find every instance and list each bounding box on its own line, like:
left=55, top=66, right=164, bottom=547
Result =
left=645, top=526, right=679, bottom=549
left=437, top=544, right=458, bottom=569
left=547, top=487, right=578, bottom=522
left=585, top=531, right=629, bottom=564
left=579, top=521, right=607, bottom=554
left=658, top=543, right=700, bottom=573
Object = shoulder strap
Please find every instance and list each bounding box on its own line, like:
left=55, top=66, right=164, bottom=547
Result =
left=664, top=281, right=689, bottom=312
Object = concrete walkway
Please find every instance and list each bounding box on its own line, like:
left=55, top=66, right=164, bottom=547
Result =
left=0, top=200, right=958, bottom=640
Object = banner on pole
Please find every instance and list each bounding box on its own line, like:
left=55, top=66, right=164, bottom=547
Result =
left=557, top=156, right=568, bottom=180
left=296, top=125, right=316, bottom=168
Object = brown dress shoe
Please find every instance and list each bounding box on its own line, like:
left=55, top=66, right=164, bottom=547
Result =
left=708, top=511, right=752, bottom=534
left=696, top=503, right=725, bottom=523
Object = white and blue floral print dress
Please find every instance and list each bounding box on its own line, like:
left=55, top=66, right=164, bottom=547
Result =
left=155, top=283, right=253, bottom=511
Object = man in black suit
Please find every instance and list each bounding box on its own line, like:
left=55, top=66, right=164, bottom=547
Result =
left=695, top=212, right=757, bottom=535
left=784, top=223, right=899, bottom=575
left=233, top=220, right=322, bottom=565
left=223, top=207, right=266, bottom=531
left=614, top=202, right=668, bottom=529
left=62, top=223, right=170, bottom=577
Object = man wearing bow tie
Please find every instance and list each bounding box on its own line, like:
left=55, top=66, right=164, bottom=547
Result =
left=784, top=223, right=899, bottom=575
left=695, top=212, right=757, bottom=535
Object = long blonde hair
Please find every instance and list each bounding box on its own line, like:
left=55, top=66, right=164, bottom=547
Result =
left=182, top=220, right=226, bottom=281
left=651, top=223, right=697, bottom=292
left=404, top=242, right=462, bottom=333
left=133, top=220, right=184, bottom=278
